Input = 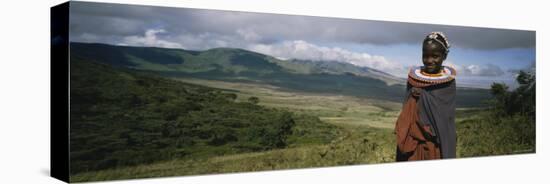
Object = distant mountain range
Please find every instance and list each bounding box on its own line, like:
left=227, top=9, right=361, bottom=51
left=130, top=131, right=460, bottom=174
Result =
left=70, top=42, right=491, bottom=107
left=70, top=42, right=403, bottom=83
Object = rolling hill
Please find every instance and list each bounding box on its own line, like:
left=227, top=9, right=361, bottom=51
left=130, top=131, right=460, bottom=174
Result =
left=69, top=57, right=339, bottom=175
left=70, top=42, right=491, bottom=107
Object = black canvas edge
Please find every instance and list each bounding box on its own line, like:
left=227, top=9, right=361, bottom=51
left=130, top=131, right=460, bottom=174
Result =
left=51, top=1, right=70, bottom=183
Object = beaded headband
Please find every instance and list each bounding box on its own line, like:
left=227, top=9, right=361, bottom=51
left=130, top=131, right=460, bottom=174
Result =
left=425, top=32, right=450, bottom=54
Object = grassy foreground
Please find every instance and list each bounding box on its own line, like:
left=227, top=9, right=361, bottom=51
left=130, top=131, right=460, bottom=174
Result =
left=71, top=125, right=393, bottom=182
left=71, top=77, right=534, bottom=183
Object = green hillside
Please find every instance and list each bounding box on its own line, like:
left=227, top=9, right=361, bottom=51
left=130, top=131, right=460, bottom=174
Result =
left=70, top=42, right=491, bottom=107
left=69, top=57, right=340, bottom=175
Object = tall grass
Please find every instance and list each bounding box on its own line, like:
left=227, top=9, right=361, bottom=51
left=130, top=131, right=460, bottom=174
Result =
left=457, top=112, right=535, bottom=157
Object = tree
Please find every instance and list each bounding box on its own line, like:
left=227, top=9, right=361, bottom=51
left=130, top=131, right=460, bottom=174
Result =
left=224, top=93, right=238, bottom=101
left=489, top=70, right=535, bottom=119
left=248, top=96, right=260, bottom=104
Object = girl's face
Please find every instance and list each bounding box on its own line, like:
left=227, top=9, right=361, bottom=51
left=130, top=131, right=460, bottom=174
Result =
left=422, top=41, right=447, bottom=74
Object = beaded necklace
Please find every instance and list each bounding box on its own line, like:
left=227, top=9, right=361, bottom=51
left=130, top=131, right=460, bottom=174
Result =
left=408, top=65, right=456, bottom=87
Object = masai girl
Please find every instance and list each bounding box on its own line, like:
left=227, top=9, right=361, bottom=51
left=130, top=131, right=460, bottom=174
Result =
left=395, top=32, right=457, bottom=161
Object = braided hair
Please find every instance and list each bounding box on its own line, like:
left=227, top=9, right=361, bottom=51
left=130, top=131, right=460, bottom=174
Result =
left=424, top=32, right=451, bottom=54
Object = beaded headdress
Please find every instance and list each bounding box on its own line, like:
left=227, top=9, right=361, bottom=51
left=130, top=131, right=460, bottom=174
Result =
left=425, top=32, right=450, bottom=54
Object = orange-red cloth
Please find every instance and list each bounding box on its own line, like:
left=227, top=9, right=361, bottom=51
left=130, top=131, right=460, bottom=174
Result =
left=395, top=79, right=441, bottom=161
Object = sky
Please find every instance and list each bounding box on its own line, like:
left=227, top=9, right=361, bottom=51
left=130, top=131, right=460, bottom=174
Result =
left=69, top=1, right=536, bottom=89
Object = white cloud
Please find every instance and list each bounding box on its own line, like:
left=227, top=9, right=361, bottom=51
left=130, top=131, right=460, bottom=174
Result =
left=236, top=28, right=262, bottom=42
left=445, top=61, right=518, bottom=88
left=466, top=64, right=505, bottom=76
left=446, top=61, right=505, bottom=77
left=249, top=40, right=406, bottom=76
left=121, top=29, right=183, bottom=49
